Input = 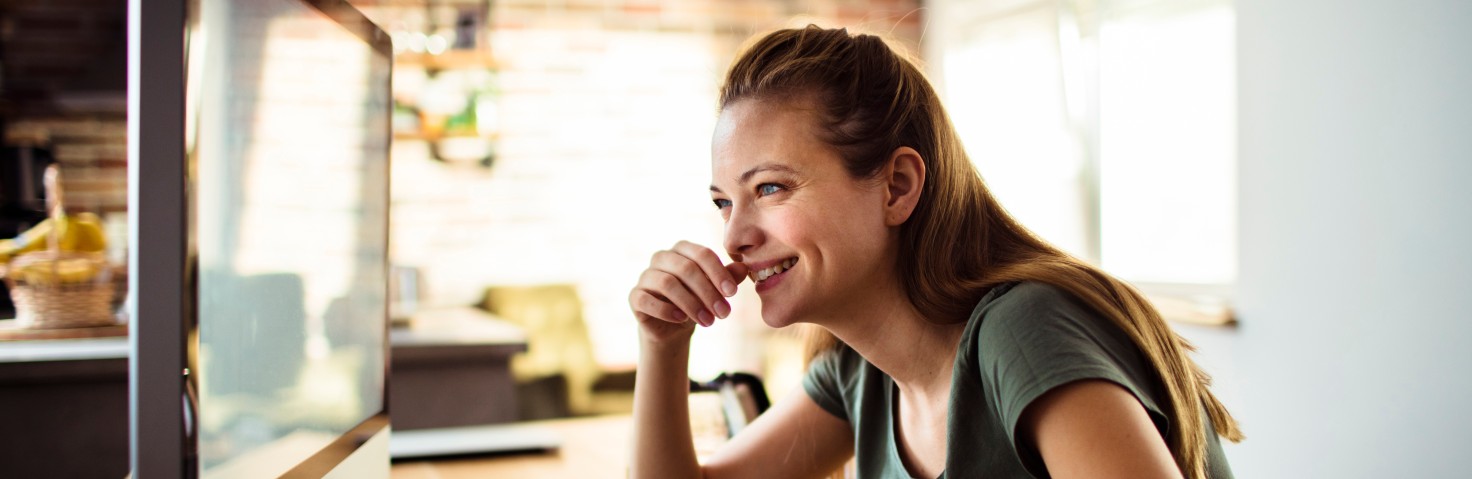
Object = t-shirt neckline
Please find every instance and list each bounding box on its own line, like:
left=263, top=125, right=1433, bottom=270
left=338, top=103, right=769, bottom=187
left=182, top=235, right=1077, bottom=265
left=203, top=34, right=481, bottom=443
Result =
left=882, top=282, right=1019, bottom=479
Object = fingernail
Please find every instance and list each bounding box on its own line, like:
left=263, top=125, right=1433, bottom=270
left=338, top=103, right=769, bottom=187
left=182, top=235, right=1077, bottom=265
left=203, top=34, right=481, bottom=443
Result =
left=698, top=310, right=714, bottom=326
left=713, top=300, right=730, bottom=318
left=721, top=281, right=737, bottom=297
left=673, top=310, right=686, bottom=321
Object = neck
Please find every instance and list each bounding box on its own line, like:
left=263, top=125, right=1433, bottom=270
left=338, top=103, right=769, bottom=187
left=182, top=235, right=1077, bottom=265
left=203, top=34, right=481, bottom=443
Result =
left=813, top=278, right=966, bottom=398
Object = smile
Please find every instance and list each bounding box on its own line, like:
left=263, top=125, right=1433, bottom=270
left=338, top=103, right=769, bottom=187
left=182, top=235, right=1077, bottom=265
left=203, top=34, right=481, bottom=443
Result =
left=752, top=257, right=798, bottom=283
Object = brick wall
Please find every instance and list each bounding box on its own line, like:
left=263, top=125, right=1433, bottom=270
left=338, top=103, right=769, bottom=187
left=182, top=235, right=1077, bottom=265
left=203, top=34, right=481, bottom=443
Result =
left=5, top=115, right=128, bottom=214
left=1, top=0, right=129, bottom=216
left=358, top=0, right=925, bottom=374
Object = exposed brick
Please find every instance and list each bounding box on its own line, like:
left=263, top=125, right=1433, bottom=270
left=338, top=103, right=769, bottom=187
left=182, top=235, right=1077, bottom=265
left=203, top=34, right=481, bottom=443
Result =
left=93, top=158, right=127, bottom=169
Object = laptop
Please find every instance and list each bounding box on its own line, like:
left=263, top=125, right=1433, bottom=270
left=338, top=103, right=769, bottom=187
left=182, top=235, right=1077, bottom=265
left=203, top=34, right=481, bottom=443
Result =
left=390, top=423, right=563, bottom=460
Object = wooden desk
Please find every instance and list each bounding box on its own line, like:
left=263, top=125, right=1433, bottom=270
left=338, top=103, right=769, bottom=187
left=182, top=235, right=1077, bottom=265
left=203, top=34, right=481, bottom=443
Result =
left=391, top=415, right=634, bottom=479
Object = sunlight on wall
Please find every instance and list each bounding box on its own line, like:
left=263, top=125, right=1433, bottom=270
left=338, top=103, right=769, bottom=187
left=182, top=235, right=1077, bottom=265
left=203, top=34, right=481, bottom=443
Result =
left=942, top=6, right=1092, bottom=259
left=1099, top=2, right=1236, bottom=284
left=939, top=0, right=1237, bottom=287
left=387, top=29, right=732, bottom=371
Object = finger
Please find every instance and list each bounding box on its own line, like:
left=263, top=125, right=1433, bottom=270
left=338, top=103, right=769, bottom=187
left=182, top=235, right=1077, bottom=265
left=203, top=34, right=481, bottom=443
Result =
left=725, top=262, right=750, bottom=287
left=672, top=241, right=741, bottom=298
left=629, top=289, right=687, bottom=324
left=652, top=248, right=730, bottom=320
left=637, top=269, right=713, bottom=326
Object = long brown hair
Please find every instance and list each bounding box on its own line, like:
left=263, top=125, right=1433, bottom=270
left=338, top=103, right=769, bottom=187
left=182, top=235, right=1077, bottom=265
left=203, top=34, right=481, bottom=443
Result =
left=719, top=25, right=1243, bottom=478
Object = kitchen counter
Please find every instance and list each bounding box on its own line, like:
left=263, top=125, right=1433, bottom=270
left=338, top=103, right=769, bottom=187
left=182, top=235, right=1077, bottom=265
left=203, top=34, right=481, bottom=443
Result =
left=0, top=307, right=529, bottom=477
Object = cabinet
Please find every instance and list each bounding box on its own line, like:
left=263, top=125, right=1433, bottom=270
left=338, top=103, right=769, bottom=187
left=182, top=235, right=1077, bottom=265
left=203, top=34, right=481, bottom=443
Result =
left=0, top=308, right=526, bottom=477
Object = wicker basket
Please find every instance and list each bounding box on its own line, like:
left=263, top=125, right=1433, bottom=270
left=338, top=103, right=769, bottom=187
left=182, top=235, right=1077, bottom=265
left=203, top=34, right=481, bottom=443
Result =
left=5, top=252, right=117, bottom=329
left=2, top=165, right=118, bottom=330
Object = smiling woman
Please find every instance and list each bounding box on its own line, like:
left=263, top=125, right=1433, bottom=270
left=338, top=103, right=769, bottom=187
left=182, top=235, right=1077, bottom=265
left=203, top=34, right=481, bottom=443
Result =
left=629, top=25, right=1241, bottom=479
left=707, top=98, right=902, bottom=330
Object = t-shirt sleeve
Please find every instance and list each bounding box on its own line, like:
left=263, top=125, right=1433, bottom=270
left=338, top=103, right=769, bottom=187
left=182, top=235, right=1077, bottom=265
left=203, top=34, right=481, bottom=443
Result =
left=801, top=347, right=851, bottom=422
left=976, top=283, right=1168, bottom=476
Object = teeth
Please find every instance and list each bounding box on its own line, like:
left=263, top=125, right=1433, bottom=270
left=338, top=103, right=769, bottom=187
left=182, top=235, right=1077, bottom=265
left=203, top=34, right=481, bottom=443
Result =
left=752, top=257, right=798, bottom=282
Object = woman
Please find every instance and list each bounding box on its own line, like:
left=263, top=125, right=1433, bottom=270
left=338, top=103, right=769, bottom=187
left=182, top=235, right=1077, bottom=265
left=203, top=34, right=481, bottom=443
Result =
left=629, top=25, right=1242, bottom=478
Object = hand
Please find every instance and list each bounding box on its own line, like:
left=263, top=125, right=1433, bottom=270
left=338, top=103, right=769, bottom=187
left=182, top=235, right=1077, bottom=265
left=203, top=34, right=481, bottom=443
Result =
left=629, top=241, right=750, bottom=344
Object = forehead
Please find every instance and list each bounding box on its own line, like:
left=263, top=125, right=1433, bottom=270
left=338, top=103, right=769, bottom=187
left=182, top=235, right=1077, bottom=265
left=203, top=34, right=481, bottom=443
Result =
left=711, top=98, right=835, bottom=181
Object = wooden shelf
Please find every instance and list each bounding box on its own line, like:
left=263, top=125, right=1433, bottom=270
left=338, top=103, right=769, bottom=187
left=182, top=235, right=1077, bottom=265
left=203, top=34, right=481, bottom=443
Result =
left=1148, top=294, right=1236, bottom=327
left=395, top=50, right=498, bottom=70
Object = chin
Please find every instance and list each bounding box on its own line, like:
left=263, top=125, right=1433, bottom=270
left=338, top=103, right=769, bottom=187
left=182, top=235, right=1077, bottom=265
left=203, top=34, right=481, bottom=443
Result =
left=757, top=303, right=803, bottom=329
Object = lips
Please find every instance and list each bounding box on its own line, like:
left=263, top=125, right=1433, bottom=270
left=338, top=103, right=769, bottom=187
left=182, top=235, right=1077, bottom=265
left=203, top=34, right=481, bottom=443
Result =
left=750, top=257, right=797, bottom=283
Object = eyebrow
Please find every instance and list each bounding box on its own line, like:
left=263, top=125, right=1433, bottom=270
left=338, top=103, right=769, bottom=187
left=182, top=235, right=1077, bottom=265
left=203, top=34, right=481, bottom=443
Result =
left=709, top=163, right=800, bottom=193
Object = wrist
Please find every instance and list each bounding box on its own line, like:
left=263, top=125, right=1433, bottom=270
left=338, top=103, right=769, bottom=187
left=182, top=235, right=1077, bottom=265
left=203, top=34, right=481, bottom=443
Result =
left=638, top=334, right=691, bottom=369
left=638, top=327, right=693, bottom=350
left=640, top=336, right=689, bottom=357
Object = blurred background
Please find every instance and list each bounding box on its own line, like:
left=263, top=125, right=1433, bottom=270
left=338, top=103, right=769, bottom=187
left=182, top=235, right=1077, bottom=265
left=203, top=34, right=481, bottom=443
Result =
left=1, top=0, right=1469, bottom=477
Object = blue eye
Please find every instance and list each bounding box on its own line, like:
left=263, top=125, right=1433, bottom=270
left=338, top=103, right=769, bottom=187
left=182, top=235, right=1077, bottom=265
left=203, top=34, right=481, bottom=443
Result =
left=713, top=198, right=732, bottom=209
left=757, top=183, right=784, bottom=196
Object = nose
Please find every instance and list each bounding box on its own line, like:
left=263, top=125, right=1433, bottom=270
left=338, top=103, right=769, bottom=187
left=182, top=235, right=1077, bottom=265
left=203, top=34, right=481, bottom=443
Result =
left=722, top=204, right=763, bottom=261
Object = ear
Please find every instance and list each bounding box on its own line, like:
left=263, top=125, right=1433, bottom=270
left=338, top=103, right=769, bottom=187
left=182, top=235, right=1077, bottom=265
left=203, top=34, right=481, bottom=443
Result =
left=881, top=146, right=926, bottom=226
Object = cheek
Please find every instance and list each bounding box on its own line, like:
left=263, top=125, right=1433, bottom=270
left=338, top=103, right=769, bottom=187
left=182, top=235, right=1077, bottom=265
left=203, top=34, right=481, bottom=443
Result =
left=827, top=186, right=890, bottom=237
left=779, top=193, right=890, bottom=257
left=764, top=211, right=811, bottom=246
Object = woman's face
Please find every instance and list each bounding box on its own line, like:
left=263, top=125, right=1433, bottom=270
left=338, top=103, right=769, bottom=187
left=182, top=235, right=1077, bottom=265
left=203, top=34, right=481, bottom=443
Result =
left=710, top=98, right=895, bottom=328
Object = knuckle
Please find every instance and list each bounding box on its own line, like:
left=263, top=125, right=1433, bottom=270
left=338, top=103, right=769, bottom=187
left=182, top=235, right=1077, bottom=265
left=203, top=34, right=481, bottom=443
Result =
left=657, top=274, right=681, bottom=291
left=649, top=250, right=669, bottom=266
left=632, top=292, right=655, bottom=311
left=678, top=260, right=702, bottom=278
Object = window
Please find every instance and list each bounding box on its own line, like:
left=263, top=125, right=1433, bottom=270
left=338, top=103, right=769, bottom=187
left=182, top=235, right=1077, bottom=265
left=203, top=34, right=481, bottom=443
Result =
left=938, top=0, right=1237, bottom=309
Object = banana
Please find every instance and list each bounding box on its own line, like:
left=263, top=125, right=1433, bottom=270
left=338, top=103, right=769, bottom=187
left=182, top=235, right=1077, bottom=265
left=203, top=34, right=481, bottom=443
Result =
left=0, top=219, right=55, bottom=265
left=11, top=258, right=100, bottom=286
left=68, top=213, right=108, bottom=253
left=1, top=212, right=110, bottom=283
left=0, top=213, right=108, bottom=259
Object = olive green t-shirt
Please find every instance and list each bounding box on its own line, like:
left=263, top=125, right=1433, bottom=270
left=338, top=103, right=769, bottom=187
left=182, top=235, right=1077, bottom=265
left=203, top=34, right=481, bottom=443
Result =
left=802, top=282, right=1233, bottom=478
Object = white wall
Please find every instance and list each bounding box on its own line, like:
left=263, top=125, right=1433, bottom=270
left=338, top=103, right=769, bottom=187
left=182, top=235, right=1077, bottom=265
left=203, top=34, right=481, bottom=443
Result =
left=1214, top=0, right=1472, bottom=475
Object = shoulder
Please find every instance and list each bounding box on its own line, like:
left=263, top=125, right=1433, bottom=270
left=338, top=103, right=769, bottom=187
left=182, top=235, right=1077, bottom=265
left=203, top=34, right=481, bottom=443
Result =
left=971, top=280, right=1133, bottom=366
left=802, top=342, right=868, bottom=420
left=964, top=281, right=1169, bottom=446
left=969, top=281, right=1106, bottom=352
left=974, top=281, right=1093, bottom=327
left=808, top=342, right=864, bottom=376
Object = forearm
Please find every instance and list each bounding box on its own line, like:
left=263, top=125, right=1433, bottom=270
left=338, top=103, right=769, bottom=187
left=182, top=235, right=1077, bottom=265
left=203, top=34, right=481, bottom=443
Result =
left=630, top=336, right=702, bottom=479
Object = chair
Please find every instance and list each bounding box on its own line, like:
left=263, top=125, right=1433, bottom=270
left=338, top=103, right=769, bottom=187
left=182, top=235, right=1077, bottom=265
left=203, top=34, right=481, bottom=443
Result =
left=479, top=284, right=599, bottom=419
left=690, top=372, right=771, bottom=438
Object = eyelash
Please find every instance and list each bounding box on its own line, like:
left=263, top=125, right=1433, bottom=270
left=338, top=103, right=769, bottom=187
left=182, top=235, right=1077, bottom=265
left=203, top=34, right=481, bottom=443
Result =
left=711, top=183, right=787, bottom=210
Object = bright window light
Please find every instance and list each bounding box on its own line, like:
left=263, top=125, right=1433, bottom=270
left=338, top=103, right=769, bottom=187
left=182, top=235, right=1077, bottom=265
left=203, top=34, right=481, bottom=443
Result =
left=1099, top=1, right=1236, bottom=285
left=941, top=0, right=1237, bottom=288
